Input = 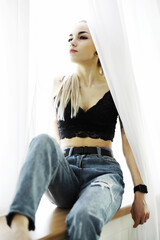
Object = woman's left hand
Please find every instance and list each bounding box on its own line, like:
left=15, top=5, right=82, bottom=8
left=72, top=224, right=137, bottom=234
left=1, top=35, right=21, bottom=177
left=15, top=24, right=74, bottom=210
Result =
left=130, top=192, right=150, bottom=228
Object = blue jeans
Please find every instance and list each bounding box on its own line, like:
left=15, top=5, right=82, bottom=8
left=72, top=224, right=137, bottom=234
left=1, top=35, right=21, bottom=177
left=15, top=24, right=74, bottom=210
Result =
left=6, top=134, right=125, bottom=240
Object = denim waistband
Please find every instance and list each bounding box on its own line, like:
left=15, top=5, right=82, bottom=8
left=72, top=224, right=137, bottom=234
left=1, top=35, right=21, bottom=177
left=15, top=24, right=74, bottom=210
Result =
left=63, top=146, right=113, bottom=158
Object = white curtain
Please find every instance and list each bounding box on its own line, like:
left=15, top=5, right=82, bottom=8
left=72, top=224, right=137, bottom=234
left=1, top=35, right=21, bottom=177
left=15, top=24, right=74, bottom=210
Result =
left=0, top=0, right=30, bottom=215
left=86, top=0, right=160, bottom=239
left=0, top=0, right=88, bottom=216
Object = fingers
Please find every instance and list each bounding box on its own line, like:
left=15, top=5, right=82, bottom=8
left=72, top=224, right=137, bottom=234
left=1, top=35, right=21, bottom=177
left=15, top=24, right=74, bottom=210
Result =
left=131, top=206, right=150, bottom=228
left=133, top=220, right=139, bottom=228
left=131, top=199, right=150, bottom=228
left=132, top=212, right=150, bottom=228
left=144, top=212, right=150, bottom=223
left=131, top=211, right=139, bottom=228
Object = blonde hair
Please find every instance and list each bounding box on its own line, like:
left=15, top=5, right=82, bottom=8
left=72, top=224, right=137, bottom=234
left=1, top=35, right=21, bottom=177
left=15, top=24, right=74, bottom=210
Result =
left=55, top=20, right=104, bottom=120
left=54, top=73, right=81, bottom=120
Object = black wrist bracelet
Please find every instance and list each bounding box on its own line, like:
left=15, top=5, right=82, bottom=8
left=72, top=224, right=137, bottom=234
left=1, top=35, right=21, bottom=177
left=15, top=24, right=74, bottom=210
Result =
left=134, top=184, right=148, bottom=193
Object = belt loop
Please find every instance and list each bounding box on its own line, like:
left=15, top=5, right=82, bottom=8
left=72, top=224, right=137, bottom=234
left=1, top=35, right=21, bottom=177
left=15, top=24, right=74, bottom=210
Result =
left=68, top=147, right=74, bottom=156
left=97, top=147, right=102, bottom=158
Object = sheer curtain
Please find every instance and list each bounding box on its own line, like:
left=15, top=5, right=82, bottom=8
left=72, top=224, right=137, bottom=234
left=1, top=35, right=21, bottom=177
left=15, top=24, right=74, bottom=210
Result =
left=0, top=0, right=30, bottom=215
left=0, top=0, right=88, bottom=216
left=86, top=0, right=160, bottom=239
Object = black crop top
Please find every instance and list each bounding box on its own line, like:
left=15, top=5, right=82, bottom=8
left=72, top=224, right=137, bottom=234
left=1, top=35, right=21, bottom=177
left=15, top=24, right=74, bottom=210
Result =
left=57, top=91, right=119, bottom=141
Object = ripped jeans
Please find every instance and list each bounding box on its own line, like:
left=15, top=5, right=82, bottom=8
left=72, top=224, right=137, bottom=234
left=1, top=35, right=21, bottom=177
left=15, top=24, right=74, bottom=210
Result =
left=6, top=134, right=125, bottom=240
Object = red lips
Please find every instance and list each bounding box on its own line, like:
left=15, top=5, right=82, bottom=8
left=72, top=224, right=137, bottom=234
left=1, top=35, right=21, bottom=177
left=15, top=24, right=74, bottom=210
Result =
left=70, top=49, right=78, bottom=53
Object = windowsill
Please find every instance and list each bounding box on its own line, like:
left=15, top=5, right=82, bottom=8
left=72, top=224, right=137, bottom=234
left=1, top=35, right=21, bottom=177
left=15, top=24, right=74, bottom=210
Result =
left=30, top=195, right=131, bottom=240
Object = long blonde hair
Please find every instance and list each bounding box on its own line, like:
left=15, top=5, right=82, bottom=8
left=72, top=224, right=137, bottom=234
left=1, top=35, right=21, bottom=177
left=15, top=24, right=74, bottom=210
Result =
left=55, top=20, right=104, bottom=120
left=54, top=73, right=81, bottom=120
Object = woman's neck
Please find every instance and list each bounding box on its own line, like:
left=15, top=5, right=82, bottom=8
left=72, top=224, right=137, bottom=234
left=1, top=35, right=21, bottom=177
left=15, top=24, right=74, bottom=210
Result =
left=76, top=63, right=104, bottom=87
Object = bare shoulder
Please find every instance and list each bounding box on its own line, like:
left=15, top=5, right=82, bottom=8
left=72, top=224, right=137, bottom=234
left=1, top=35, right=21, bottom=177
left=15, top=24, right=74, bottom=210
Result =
left=52, top=75, right=65, bottom=97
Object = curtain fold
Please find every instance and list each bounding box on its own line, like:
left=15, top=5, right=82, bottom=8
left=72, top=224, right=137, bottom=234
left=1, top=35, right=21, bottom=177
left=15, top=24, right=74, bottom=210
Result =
left=0, top=0, right=30, bottom=215
left=86, top=0, right=160, bottom=239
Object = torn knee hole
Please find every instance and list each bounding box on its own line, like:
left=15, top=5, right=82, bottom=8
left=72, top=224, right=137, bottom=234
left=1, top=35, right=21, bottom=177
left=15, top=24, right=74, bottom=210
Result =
left=91, top=181, right=114, bottom=201
left=91, top=181, right=110, bottom=190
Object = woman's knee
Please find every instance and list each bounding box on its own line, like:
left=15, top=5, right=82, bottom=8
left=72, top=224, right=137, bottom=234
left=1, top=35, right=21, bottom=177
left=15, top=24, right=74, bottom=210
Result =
left=26, top=134, right=60, bottom=165
left=29, top=134, right=58, bottom=152
left=31, top=133, right=56, bottom=145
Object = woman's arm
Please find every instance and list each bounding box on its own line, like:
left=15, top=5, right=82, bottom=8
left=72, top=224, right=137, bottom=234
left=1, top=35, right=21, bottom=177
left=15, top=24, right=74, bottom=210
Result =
left=52, top=113, right=60, bottom=145
left=52, top=76, right=64, bottom=145
left=119, top=118, right=150, bottom=228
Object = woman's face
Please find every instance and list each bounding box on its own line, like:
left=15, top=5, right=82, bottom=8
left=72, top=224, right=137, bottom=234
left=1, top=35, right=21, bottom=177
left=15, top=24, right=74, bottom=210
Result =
left=68, top=22, right=97, bottom=64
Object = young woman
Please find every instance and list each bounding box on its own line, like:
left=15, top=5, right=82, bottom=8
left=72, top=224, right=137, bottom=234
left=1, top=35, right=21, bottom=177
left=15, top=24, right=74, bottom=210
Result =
left=6, top=21, right=149, bottom=240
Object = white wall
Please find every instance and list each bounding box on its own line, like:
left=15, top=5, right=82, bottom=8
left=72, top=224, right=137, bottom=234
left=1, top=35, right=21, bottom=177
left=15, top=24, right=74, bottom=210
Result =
left=100, top=214, right=133, bottom=240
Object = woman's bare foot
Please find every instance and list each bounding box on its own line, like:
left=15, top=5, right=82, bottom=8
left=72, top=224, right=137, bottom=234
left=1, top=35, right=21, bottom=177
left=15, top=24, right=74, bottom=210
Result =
left=0, top=215, right=32, bottom=240
left=10, top=214, right=32, bottom=240
left=13, top=228, right=32, bottom=240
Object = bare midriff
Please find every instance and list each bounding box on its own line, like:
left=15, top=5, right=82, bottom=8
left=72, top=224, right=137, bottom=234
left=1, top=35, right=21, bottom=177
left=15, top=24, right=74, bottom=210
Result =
left=60, top=137, right=112, bottom=150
